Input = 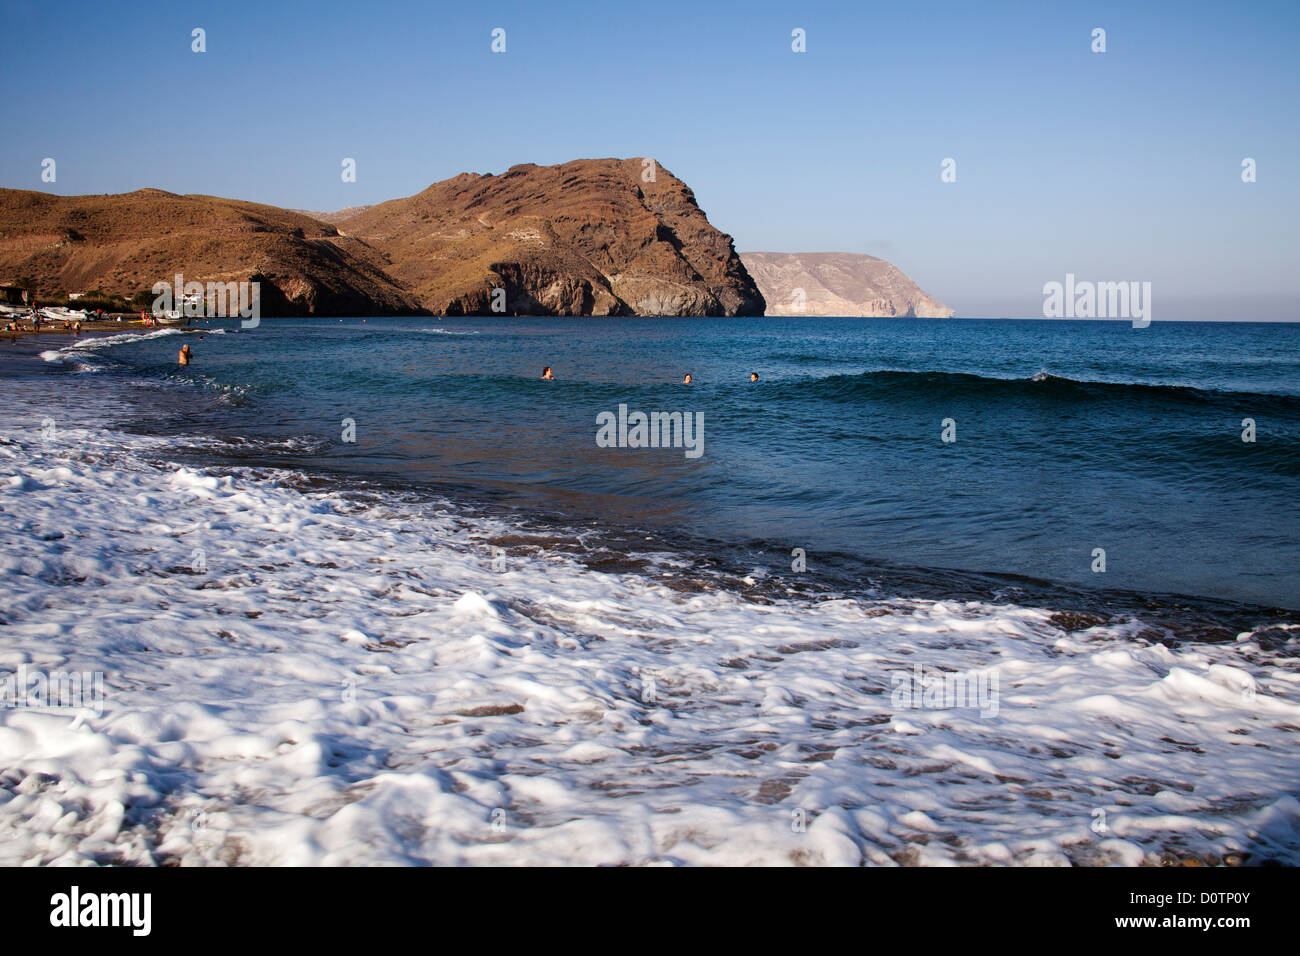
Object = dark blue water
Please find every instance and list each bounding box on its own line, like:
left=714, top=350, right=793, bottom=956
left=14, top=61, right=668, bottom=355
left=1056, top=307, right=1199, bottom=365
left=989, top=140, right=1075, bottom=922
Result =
left=80, top=316, right=1300, bottom=608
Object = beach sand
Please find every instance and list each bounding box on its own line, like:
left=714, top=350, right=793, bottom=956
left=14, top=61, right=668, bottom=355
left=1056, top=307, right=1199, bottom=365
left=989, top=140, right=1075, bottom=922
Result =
left=1, top=318, right=168, bottom=339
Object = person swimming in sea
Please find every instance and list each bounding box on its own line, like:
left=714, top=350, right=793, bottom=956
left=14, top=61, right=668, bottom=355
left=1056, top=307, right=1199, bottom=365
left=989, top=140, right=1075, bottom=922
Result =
left=178, top=343, right=193, bottom=366
left=682, top=372, right=693, bottom=384
left=750, top=372, right=758, bottom=382
left=541, top=366, right=554, bottom=380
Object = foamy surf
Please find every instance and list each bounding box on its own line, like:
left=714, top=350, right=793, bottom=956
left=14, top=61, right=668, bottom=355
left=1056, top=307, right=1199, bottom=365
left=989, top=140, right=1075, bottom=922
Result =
left=1, top=413, right=1297, bottom=866
left=45, top=328, right=187, bottom=354
left=37, top=328, right=194, bottom=373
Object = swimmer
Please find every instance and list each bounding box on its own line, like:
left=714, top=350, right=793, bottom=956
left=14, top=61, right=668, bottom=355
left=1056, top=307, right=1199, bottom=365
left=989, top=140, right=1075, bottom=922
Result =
left=682, top=372, right=693, bottom=385
left=750, top=372, right=759, bottom=382
left=178, top=343, right=193, bottom=366
left=541, top=366, right=554, bottom=380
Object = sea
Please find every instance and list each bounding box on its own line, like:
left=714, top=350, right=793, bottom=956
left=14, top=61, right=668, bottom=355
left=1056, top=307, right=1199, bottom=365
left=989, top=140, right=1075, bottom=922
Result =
left=1, top=315, right=1297, bottom=866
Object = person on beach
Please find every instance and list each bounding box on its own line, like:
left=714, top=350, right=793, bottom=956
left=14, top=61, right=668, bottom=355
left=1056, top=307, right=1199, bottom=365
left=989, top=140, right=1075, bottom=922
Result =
left=750, top=372, right=759, bottom=382
left=682, top=372, right=693, bottom=384
left=178, top=343, right=193, bottom=366
left=541, top=366, right=554, bottom=380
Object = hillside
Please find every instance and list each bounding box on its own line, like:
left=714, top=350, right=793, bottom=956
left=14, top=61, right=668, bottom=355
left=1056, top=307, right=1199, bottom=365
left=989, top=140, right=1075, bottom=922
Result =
left=292, top=205, right=373, bottom=225
left=740, top=252, right=954, bottom=318
left=1, top=159, right=765, bottom=317
left=0, top=188, right=423, bottom=315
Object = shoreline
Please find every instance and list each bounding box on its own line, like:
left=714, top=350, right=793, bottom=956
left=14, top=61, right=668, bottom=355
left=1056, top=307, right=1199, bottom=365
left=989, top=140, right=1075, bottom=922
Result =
left=3, top=326, right=1298, bottom=866
left=2, top=364, right=1297, bottom=865
left=0, top=317, right=185, bottom=339
left=14, top=322, right=1300, bottom=619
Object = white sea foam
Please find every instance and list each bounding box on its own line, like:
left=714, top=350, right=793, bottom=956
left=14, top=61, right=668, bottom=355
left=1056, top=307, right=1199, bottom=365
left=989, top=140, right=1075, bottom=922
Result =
left=37, top=351, right=103, bottom=373
left=48, top=328, right=186, bottom=354
left=37, top=328, right=191, bottom=373
left=1, top=391, right=1298, bottom=866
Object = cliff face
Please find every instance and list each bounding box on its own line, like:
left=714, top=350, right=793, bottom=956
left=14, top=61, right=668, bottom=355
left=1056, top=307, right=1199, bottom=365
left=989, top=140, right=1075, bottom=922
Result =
left=740, top=252, right=954, bottom=318
left=0, top=188, right=424, bottom=315
left=336, top=159, right=764, bottom=317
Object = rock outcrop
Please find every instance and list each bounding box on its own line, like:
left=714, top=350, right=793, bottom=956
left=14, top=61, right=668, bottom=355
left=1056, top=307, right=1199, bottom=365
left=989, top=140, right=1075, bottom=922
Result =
left=334, top=159, right=764, bottom=316
left=740, top=251, right=954, bottom=317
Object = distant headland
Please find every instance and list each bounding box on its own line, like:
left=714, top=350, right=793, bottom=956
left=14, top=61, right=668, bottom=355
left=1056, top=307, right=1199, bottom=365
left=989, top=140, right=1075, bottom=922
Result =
left=740, top=252, right=954, bottom=318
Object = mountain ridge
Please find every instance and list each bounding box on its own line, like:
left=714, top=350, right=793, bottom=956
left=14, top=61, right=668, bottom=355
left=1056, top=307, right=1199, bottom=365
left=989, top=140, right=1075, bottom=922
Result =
left=0, top=165, right=951, bottom=320
left=0, top=159, right=765, bottom=317
left=0, top=186, right=423, bottom=315
left=330, top=159, right=764, bottom=316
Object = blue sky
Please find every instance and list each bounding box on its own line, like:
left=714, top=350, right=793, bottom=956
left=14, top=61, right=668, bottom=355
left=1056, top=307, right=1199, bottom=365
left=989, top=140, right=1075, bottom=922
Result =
left=2, top=0, right=1297, bottom=318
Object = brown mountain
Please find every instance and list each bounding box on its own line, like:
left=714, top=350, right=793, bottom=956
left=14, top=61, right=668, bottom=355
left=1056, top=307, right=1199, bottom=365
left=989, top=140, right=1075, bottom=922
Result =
left=0, top=188, right=423, bottom=315
left=0, top=159, right=764, bottom=317
left=292, top=205, right=372, bottom=225
left=740, top=252, right=955, bottom=318
left=332, top=158, right=764, bottom=316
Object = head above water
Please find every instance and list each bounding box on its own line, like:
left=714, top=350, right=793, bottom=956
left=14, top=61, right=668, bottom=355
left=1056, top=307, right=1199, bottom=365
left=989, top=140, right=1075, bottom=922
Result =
left=683, top=372, right=692, bottom=384
left=750, top=372, right=758, bottom=382
left=542, top=366, right=553, bottom=379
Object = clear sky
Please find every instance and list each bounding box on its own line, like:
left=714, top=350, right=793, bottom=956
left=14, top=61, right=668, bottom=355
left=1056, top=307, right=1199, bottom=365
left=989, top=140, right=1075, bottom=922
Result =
left=2, top=0, right=1297, bottom=318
